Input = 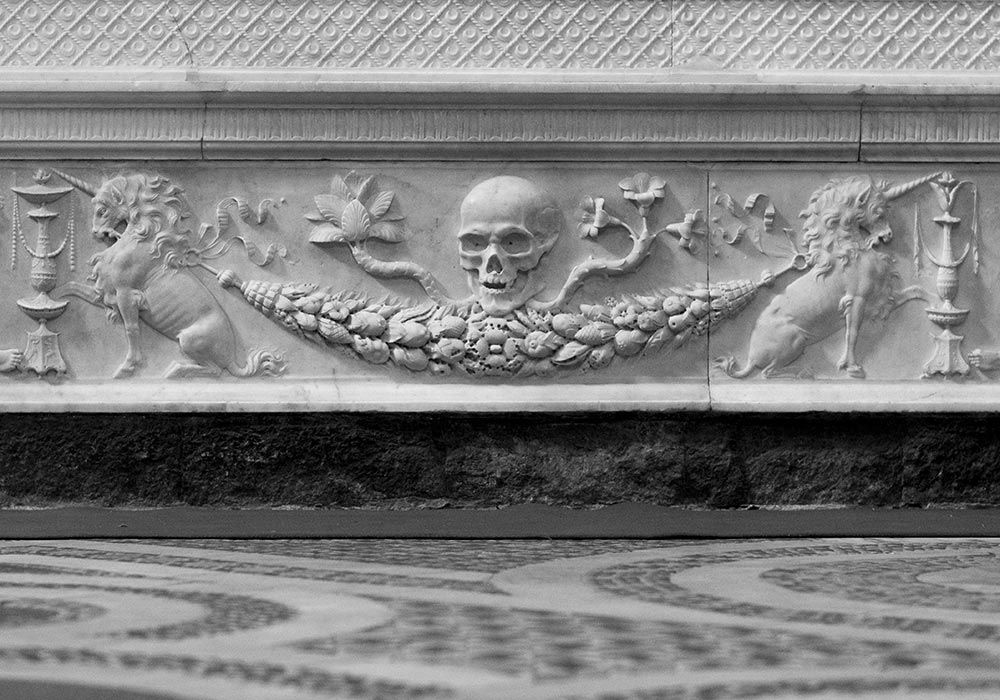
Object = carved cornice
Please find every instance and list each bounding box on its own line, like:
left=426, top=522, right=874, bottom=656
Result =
left=5, top=97, right=1000, bottom=161
left=0, top=106, right=203, bottom=158
left=0, top=0, right=998, bottom=159
left=863, top=106, right=1000, bottom=161
left=202, top=104, right=860, bottom=160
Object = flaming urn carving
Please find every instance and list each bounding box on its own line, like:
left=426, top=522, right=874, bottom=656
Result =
left=920, top=172, right=976, bottom=377
left=10, top=169, right=75, bottom=375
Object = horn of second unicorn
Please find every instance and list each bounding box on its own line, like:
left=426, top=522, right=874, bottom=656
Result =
left=883, top=172, right=942, bottom=201
left=48, top=168, right=97, bottom=197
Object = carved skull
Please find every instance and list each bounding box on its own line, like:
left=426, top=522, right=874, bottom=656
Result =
left=458, top=176, right=563, bottom=315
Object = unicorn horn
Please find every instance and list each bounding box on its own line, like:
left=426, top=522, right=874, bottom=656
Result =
left=883, top=172, right=942, bottom=201
left=49, top=169, right=97, bottom=197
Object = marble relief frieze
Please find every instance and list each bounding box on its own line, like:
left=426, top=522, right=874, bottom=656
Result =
left=0, top=162, right=994, bottom=410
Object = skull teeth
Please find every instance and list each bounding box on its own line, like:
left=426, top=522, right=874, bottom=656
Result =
left=482, top=279, right=512, bottom=292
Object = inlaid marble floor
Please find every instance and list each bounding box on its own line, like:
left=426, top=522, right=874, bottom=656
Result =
left=3, top=538, right=1000, bottom=699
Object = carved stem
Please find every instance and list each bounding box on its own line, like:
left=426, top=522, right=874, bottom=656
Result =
left=348, top=241, right=453, bottom=304
left=538, top=216, right=655, bottom=311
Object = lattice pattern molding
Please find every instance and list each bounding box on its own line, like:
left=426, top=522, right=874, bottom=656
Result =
left=673, top=1, right=1000, bottom=71
left=1, top=0, right=998, bottom=71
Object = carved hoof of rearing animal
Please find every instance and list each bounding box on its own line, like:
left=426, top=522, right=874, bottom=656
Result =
left=113, top=361, right=141, bottom=379
left=845, top=364, right=866, bottom=379
left=0, top=349, right=23, bottom=373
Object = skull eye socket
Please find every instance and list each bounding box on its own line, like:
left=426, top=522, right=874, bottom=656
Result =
left=460, top=233, right=488, bottom=254
left=501, top=231, right=530, bottom=254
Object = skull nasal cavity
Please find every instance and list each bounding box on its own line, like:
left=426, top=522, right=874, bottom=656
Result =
left=486, top=255, right=503, bottom=273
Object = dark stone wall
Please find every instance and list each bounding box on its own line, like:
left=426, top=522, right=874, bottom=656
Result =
left=0, top=413, right=998, bottom=508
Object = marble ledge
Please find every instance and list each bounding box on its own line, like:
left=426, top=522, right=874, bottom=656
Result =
left=4, top=382, right=1000, bottom=413
left=7, top=68, right=1000, bottom=100
left=0, top=381, right=710, bottom=413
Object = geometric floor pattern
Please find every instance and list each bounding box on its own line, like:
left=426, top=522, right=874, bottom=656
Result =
left=3, top=538, right=1000, bottom=699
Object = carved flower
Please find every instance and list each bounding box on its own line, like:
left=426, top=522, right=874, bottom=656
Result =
left=518, top=330, right=563, bottom=359
left=619, top=172, right=666, bottom=217
left=308, top=170, right=406, bottom=245
left=577, top=196, right=612, bottom=238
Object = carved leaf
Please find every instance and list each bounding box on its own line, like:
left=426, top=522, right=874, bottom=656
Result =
left=331, top=174, right=353, bottom=202
left=243, top=240, right=285, bottom=267
left=341, top=199, right=372, bottom=241
left=308, top=222, right=348, bottom=244
left=763, top=202, right=776, bottom=234
left=366, top=190, right=394, bottom=220
left=357, top=177, right=376, bottom=204
left=552, top=340, right=592, bottom=367
left=642, top=327, right=669, bottom=357
left=714, top=193, right=741, bottom=216
left=743, top=193, right=767, bottom=212
left=748, top=226, right=764, bottom=254
left=369, top=220, right=407, bottom=243
left=315, top=194, right=349, bottom=226
left=345, top=171, right=375, bottom=203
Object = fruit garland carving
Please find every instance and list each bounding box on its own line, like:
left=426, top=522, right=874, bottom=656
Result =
left=217, top=171, right=788, bottom=378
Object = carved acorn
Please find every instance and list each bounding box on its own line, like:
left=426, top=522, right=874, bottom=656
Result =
left=320, top=300, right=350, bottom=322
left=614, top=329, right=649, bottom=356
left=385, top=320, right=431, bottom=348
left=318, top=318, right=352, bottom=344
left=347, top=310, right=389, bottom=337
left=391, top=346, right=429, bottom=372
left=552, top=313, right=586, bottom=338
left=427, top=316, right=467, bottom=340
left=587, top=342, right=616, bottom=369
left=352, top=336, right=390, bottom=364
left=574, top=322, right=617, bottom=346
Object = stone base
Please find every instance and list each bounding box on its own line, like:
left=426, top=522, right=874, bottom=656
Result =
left=1, top=412, right=997, bottom=509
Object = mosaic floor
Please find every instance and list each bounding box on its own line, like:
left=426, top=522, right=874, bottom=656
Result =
left=3, top=538, right=1000, bottom=699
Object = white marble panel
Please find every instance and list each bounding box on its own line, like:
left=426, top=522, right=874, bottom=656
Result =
left=0, top=162, right=710, bottom=409
left=707, top=165, right=998, bottom=408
